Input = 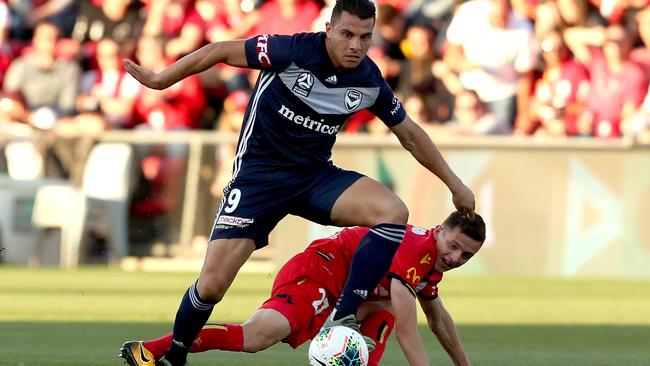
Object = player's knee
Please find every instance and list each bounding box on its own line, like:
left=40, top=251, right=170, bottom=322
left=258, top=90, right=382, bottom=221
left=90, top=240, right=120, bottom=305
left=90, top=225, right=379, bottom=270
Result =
left=244, top=331, right=277, bottom=353
left=196, top=278, right=227, bottom=303
left=372, top=198, right=408, bottom=226
left=390, top=200, right=409, bottom=224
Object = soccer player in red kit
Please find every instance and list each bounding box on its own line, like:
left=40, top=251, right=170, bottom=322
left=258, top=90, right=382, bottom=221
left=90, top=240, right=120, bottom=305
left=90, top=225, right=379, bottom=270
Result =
left=121, top=211, right=485, bottom=366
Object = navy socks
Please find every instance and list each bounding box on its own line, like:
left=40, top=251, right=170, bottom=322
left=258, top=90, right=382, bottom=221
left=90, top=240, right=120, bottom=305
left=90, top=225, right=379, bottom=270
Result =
left=164, top=281, right=215, bottom=365
left=333, top=223, right=405, bottom=320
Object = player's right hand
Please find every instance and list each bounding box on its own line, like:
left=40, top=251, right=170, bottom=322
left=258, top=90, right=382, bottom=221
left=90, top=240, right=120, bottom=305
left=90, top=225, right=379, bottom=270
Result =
left=124, top=59, right=163, bottom=90
left=451, top=183, right=475, bottom=219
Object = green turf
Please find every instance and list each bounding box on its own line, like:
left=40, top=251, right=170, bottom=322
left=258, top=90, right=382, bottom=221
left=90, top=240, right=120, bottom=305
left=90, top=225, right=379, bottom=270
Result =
left=1, top=322, right=648, bottom=366
left=1, top=267, right=649, bottom=365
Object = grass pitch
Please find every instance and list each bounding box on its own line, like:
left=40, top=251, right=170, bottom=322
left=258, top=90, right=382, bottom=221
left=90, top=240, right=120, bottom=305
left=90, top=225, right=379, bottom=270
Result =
left=1, top=267, right=649, bottom=365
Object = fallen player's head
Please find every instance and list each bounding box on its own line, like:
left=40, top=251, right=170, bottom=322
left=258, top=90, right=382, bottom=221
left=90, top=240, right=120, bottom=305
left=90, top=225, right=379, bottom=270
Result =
left=434, top=211, right=486, bottom=272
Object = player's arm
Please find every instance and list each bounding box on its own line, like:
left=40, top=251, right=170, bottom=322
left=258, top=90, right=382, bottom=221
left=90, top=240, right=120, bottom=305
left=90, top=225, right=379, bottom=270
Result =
left=124, top=40, right=248, bottom=90
left=389, top=116, right=475, bottom=217
left=418, top=296, right=471, bottom=366
left=390, top=278, right=430, bottom=366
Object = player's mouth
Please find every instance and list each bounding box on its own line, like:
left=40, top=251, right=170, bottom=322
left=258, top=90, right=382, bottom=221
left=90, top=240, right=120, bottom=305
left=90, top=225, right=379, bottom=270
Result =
left=441, top=258, right=453, bottom=270
left=344, top=55, right=360, bottom=62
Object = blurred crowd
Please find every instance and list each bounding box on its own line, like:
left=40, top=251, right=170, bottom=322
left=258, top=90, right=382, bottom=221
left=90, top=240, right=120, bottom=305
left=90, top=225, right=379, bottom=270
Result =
left=1, top=0, right=650, bottom=245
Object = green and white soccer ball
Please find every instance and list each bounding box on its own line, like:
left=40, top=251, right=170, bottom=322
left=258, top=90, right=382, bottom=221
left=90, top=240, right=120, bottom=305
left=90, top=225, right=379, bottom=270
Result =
left=308, top=326, right=369, bottom=366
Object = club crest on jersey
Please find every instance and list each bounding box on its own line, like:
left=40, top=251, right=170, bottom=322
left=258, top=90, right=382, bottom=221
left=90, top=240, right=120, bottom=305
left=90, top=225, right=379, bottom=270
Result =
left=344, top=89, right=363, bottom=112
left=292, top=72, right=314, bottom=97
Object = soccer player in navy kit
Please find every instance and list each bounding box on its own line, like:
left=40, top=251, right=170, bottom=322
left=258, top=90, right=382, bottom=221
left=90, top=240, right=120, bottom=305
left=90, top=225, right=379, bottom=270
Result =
left=121, top=0, right=475, bottom=365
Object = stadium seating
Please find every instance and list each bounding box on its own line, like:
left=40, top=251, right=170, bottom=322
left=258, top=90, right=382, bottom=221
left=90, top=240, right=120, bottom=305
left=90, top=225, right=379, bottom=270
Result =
left=31, top=142, right=134, bottom=268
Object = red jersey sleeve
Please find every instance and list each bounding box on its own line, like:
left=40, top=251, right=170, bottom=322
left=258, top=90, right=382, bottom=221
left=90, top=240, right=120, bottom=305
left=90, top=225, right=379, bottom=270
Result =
left=415, top=271, right=443, bottom=300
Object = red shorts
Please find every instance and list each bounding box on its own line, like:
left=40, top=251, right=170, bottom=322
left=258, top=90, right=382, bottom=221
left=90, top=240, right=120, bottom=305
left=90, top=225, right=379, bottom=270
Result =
left=259, top=277, right=335, bottom=348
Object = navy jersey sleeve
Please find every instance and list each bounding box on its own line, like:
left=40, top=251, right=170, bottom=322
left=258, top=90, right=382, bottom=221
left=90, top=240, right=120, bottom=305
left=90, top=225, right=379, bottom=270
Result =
left=367, top=79, right=406, bottom=127
left=244, top=34, right=296, bottom=71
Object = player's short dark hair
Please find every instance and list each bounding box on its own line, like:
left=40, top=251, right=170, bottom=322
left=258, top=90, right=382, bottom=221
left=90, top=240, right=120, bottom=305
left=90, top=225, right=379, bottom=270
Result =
left=331, top=0, right=376, bottom=23
left=441, top=211, right=486, bottom=243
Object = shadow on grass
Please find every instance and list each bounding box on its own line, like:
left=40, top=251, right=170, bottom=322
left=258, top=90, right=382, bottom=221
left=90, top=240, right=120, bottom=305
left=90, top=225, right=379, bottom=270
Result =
left=0, top=322, right=648, bottom=366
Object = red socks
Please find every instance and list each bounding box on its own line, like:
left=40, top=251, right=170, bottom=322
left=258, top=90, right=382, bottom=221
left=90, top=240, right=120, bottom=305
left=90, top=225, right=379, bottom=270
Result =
left=143, top=334, right=172, bottom=359
left=144, top=323, right=244, bottom=359
left=361, top=309, right=395, bottom=366
left=192, top=323, right=244, bottom=352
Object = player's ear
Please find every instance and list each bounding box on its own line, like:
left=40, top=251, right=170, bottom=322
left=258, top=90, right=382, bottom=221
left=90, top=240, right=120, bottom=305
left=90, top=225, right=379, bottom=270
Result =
left=325, top=21, right=332, bottom=38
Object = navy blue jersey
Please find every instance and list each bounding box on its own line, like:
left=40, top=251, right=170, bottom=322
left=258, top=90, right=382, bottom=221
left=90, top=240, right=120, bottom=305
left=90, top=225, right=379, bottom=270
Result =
left=237, top=32, right=406, bottom=171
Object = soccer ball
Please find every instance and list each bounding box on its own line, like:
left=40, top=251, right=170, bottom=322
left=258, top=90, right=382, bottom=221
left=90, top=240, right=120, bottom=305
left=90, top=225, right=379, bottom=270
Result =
left=308, top=326, right=369, bottom=366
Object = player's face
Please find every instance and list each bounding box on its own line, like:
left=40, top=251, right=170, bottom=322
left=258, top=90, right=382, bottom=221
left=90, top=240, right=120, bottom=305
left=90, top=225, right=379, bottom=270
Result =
left=325, top=11, right=375, bottom=69
left=434, top=226, right=482, bottom=272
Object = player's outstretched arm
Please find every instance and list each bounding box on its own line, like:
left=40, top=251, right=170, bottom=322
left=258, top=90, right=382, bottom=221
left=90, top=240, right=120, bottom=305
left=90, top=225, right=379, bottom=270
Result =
left=124, top=40, right=248, bottom=90
left=419, top=296, right=472, bottom=366
left=390, top=279, right=430, bottom=366
left=389, top=116, right=475, bottom=218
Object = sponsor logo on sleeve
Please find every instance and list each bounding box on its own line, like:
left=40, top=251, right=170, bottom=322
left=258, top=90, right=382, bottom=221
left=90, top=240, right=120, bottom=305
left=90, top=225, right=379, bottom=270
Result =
left=390, top=96, right=402, bottom=116
left=255, top=34, right=271, bottom=67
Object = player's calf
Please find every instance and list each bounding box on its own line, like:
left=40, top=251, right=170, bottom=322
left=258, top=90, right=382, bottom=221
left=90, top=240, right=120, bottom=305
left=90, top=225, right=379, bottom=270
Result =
left=361, top=309, right=395, bottom=366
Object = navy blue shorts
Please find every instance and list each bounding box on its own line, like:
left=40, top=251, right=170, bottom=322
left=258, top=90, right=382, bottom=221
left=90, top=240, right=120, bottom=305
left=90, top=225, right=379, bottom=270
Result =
left=209, top=162, right=364, bottom=249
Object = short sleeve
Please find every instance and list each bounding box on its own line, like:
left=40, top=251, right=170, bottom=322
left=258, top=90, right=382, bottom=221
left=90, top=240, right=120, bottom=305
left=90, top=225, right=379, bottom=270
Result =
left=244, top=34, right=296, bottom=71
left=415, top=279, right=440, bottom=300
left=367, top=79, right=405, bottom=127
left=416, top=270, right=442, bottom=300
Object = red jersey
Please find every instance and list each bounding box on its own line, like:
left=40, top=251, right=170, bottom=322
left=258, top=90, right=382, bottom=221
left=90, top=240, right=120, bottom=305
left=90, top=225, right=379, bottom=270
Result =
left=369, top=225, right=443, bottom=301
left=272, top=225, right=443, bottom=305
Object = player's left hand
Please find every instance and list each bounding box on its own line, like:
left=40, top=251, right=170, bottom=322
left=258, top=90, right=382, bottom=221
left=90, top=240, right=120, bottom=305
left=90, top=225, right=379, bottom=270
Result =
left=124, top=59, right=163, bottom=90
left=451, top=183, right=475, bottom=219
